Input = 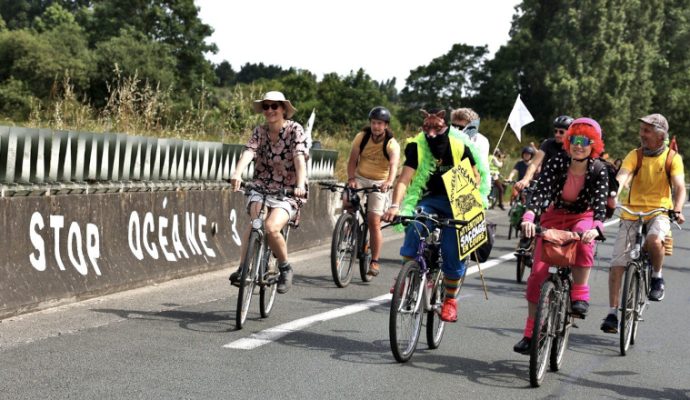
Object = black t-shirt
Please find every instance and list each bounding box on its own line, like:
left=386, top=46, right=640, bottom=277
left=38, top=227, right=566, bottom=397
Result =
left=513, top=160, right=529, bottom=181
left=403, top=133, right=476, bottom=197
left=540, top=138, right=567, bottom=165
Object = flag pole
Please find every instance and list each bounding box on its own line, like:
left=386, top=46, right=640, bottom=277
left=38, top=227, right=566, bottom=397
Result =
left=491, top=120, right=511, bottom=157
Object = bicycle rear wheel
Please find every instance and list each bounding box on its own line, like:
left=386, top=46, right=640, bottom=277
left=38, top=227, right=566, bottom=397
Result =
left=389, top=261, right=423, bottom=363
left=259, top=243, right=278, bottom=318
left=550, top=285, right=571, bottom=371
left=236, top=231, right=261, bottom=329
left=358, top=223, right=373, bottom=282
left=530, top=280, right=557, bottom=387
left=620, top=262, right=638, bottom=356
left=425, top=269, right=446, bottom=349
left=330, top=213, right=357, bottom=288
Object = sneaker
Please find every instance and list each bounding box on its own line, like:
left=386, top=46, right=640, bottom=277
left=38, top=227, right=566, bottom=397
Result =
left=440, top=298, right=458, bottom=322
left=600, top=313, right=618, bottom=334
left=513, top=336, right=531, bottom=355
left=571, top=300, right=589, bottom=316
left=649, top=277, right=665, bottom=301
left=277, top=264, right=293, bottom=294
left=367, top=260, right=380, bottom=277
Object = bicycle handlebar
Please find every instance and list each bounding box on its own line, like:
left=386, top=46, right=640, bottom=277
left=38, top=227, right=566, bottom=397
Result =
left=241, top=181, right=295, bottom=197
left=387, top=213, right=468, bottom=229
left=534, top=226, right=606, bottom=242
left=317, top=182, right=381, bottom=193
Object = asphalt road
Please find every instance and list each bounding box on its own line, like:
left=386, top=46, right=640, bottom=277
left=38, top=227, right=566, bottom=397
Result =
left=1, top=207, right=689, bottom=400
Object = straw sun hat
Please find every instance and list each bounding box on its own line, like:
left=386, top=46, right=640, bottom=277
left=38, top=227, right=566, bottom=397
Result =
left=253, top=91, right=297, bottom=119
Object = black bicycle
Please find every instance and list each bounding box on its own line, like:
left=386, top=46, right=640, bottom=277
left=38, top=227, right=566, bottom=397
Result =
left=528, top=226, right=605, bottom=387
left=233, top=182, right=295, bottom=329
left=513, top=184, right=537, bottom=283
left=388, top=210, right=467, bottom=363
left=616, top=205, right=680, bottom=356
left=319, top=182, right=381, bottom=288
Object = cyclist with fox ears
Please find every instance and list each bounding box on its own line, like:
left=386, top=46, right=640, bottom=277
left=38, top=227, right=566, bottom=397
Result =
left=229, top=91, right=309, bottom=294
left=513, top=117, right=608, bottom=354
left=383, top=108, right=484, bottom=323
left=344, top=106, right=400, bottom=277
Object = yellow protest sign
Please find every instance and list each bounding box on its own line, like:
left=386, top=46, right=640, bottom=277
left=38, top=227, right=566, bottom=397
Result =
left=442, top=158, right=487, bottom=259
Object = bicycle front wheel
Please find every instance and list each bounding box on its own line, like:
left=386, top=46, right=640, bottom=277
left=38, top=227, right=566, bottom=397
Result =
left=529, top=280, right=557, bottom=387
left=358, top=223, right=373, bottom=282
left=620, top=262, right=639, bottom=355
left=260, top=245, right=278, bottom=318
left=426, top=269, right=446, bottom=349
left=550, top=285, right=571, bottom=371
left=330, top=213, right=357, bottom=288
left=236, top=231, right=261, bottom=329
left=389, top=261, right=423, bottom=363
left=516, top=255, right=527, bottom=283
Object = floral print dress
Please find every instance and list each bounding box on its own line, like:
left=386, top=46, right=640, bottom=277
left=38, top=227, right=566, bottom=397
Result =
left=244, top=120, right=310, bottom=208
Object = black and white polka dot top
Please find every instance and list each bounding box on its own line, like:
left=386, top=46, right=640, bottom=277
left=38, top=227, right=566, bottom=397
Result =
left=527, top=153, right=609, bottom=222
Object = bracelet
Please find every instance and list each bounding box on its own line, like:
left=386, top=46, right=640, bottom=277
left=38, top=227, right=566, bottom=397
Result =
left=347, top=177, right=355, bottom=181
left=389, top=204, right=399, bottom=209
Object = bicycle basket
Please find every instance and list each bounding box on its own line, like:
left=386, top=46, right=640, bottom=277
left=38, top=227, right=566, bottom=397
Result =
left=540, top=230, right=580, bottom=266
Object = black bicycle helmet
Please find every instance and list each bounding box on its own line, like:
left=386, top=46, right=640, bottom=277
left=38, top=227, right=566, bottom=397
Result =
left=522, top=146, right=536, bottom=156
left=368, top=106, right=391, bottom=123
left=553, top=115, right=574, bottom=129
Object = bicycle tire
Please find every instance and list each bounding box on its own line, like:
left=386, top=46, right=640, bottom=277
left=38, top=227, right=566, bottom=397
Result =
left=530, top=280, right=557, bottom=387
left=620, top=262, right=638, bottom=355
left=550, top=284, right=571, bottom=371
left=358, top=222, right=373, bottom=282
left=516, top=255, right=527, bottom=283
left=259, top=243, right=278, bottom=318
left=330, top=213, right=357, bottom=288
left=236, top=231, right=261, bottom=329
left=389, top=261, right=423, bottom=363
left=630, top=264, right=644, bottom=346
left=425, top=269, right=446, bottom=349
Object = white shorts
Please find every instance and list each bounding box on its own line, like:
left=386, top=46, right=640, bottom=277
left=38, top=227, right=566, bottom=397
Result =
left=352, top=175, right=390, bottom=215
left=246, top=191, right=297, bottom=219
left=609, top=216, right=670, bottom=267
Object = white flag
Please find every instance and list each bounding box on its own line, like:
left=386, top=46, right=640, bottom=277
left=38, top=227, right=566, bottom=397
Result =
left=507, top=95, right=534, bottom=142
left=304, top=108, right=316, bottom=149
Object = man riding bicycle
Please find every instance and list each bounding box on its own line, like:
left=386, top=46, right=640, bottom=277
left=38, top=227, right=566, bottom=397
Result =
left=383, top=108, right=488, bottom=323
left=344, top=106, right=401, bottom=277
left=507, top=146, right=536, bottom=203
left=515, top=115, right=574, bottom=191
left=229, top=91, right=310, bottom=294
left=601, top=113, right=686, bottom=333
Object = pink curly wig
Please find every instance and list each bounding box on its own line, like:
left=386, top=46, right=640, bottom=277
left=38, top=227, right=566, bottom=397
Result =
left=563, top=117, right=604, bottom=158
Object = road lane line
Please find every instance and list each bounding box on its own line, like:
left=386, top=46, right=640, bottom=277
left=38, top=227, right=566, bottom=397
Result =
left=224, top=217, right=623, bottom=350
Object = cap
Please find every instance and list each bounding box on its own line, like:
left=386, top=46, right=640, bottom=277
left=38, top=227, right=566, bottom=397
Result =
left=639, top=113, right=668, bottom=133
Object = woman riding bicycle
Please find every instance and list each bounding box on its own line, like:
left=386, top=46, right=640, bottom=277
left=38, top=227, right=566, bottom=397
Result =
left=513, top=117, right=609, bottom=354
left=229, top=91, right=309, bottom=294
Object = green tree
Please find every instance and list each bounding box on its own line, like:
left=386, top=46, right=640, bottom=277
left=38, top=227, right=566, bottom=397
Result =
left=235, top=62, right=291, bottom=84
left=214, top=61, right=235, bottom=87
left=399, top=43, right=488, bottom=127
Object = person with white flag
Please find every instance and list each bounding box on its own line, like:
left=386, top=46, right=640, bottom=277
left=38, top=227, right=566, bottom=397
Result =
left=515, top=115, right=575, bottom=191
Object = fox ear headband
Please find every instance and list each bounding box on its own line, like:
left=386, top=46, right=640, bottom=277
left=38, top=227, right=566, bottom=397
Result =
left=421, top=109, right=446, bottom=132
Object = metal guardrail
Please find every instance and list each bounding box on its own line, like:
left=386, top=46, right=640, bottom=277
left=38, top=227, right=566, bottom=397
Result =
left=0, top=126, right=338, bottom=197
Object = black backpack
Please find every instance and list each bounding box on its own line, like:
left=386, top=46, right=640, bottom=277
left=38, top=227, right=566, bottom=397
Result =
left=359, top=128, right=394, bottom=160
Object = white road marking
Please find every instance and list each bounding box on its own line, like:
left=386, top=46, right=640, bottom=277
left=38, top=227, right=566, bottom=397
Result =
left=224, top=217, right=624, bottom=350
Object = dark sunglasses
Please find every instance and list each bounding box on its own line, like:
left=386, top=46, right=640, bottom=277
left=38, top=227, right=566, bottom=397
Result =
left=451, top=123, right=467, bottom=130
left=569, top=135, right=592, bottom=146
left=262, top=103, right=281, bottom=111
left=554, top=128, right=567, bottom=134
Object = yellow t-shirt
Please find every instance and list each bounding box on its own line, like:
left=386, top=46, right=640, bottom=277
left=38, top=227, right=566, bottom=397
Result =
left=352, top=131, right=399, bottom=181
left=621, top=147, right=684, bottom=220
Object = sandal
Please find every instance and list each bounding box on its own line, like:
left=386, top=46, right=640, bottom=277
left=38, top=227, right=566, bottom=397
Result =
left=367, top=260, right=380, bottom=277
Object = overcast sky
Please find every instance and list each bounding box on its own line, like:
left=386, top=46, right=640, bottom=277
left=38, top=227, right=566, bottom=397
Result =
left=196, top=1, right=521, bottom=89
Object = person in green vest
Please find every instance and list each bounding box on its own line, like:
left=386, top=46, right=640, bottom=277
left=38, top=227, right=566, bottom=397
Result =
left=383, top=108, right=482, bottom=322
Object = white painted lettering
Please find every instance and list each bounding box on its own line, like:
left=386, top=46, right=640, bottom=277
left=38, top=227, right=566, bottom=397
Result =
left=50, top=215, right=66, bottom=271
left=128, top=211, right=144, bottom=260
left=198, top=215, right=215, bottom=257
left=86, top=223, right=101, bottom=275
left=230, top=209, right=241, bottom=246
left=143, top=212, right=159, bottom=259
left=158, top=215, right=176, bottom=261
left=171, top=214, right=189, bottom=259
left=29, top=212, right=47, bottom=271
left=67, top=222, right=88, bottom=275
left=185, top=212, right=201, bottom=255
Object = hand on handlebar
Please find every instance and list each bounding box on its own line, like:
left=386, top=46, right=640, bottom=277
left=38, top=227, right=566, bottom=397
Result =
left=673, top=210, right=685, bottom=225
left=580, top=228, right=600, bottom=244
left=514, top=179, right=529, bottom=191
left=521, top=221, right=536, bottom=238
left=229, top=175, right=242, bottom=192
left=382, top=206, right=399, bottom=222
left=380, top=181, right=392, bottom=193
